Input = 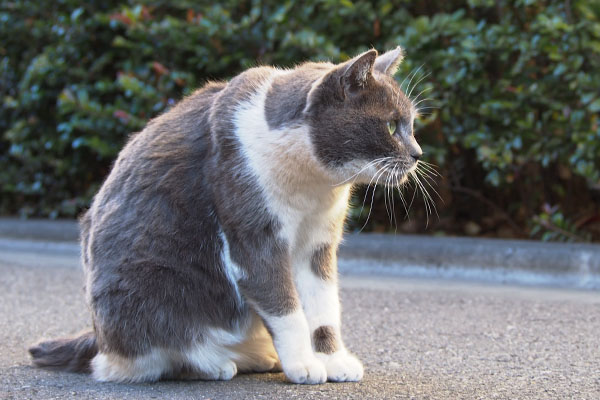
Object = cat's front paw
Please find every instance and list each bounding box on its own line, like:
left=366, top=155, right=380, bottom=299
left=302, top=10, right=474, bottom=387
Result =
left=316, top=351, right=364, bottom=382
left=283, top=356, right=327, bottom=384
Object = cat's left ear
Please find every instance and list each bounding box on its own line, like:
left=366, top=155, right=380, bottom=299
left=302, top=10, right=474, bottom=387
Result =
left=374, top=46, right=404, bottom=75
left=339, top=49, right=378, bottom=94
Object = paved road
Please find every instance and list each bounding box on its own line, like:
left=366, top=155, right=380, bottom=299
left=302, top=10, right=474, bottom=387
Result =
left=1, top=238, right=599, bottom=399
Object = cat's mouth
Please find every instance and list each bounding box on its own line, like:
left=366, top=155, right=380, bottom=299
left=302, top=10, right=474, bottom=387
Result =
left=375, top=161, right=416, bottom=186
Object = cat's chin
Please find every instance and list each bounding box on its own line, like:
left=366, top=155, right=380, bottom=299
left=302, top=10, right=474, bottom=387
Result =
left=395, top=174, right=409, bottom=185
left=349, top=170, right=410, bottom=187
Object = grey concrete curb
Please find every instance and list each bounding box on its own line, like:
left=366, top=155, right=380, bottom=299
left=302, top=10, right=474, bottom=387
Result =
left=1, top=218, right=599, bottom=289
left=339, top=234, right=600, bottom=290
left=0, top=218, right=79, bottom=242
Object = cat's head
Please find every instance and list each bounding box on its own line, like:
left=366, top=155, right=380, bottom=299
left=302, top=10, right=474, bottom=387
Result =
left=306, top=47, right=422, bottom=186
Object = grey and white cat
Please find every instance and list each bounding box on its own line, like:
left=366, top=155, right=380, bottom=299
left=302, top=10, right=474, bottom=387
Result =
left=30, top=47, right=422, bottom=384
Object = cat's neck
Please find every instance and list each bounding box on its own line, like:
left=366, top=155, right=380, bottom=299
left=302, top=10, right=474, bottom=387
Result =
left=234, top=70, right=344, bottom=191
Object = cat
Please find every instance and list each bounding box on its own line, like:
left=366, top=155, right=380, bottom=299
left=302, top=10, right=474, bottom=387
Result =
left=29, top=46, right=422, bottom=384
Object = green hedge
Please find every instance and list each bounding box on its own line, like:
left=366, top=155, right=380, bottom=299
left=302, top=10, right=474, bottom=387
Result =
left=2, top=0, right=600, bottom=241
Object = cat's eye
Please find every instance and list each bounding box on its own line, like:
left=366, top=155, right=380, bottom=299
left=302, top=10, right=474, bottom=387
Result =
left=387, top=121, right=397, bottom=136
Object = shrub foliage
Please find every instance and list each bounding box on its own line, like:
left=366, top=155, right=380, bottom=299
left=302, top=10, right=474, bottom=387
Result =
left=2, top=0, right=599, bottom=240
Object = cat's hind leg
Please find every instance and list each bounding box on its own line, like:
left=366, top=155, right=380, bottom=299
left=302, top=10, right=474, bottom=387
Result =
left=91, top=349, right=172, bottom=383
left=176, top=328, right=243, bottom=381
left=92, top=333, right=242, bottom=382
left=230, top=312, right=281, bottom=373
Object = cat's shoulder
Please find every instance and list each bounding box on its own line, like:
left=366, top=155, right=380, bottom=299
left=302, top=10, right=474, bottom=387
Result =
left=229, top=65, right=281, bottom=89
left=230, top=61, right=334, bottom=89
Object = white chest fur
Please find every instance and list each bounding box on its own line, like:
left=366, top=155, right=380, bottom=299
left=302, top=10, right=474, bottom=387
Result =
left=231, top=74, right=364, bottom=385
left=233, top=75, right=351, bottom=259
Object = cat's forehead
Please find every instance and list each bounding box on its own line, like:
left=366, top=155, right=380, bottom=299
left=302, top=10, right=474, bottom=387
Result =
left=368, top=71, right=414, bottom=116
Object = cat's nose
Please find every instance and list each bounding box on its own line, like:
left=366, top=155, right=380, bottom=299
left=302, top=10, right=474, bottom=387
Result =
left=407, top=137, right=422, bottom=162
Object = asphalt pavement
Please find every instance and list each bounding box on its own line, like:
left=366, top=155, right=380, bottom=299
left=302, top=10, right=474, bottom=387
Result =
left=1, top=237, right=599, bottom=399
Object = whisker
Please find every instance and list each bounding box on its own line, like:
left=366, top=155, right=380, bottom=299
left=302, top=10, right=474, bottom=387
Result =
left=358, top=165, right=389, bottom=233
left=419, top=160, right=439, bottom=166
left=415, top=167, right=435, bottom=180
left=417, top=161, right=442, bottom=177
left=387, top=165, right=397, bottom=228
left=383, top=167, right=392, bottom=224
left=416, top=109, right=438, bottom=117
left=415, top=167, right=443, bottom=203
left=333, top=157, right=391, bottom=186
left=390, top=164, right=398, bottom=231
left=411, top=86, right=433, bottom=105
left=414, top=170, right=439, bottom=221
left=412, top=172, right=430, bottom=226
left=416, top=169, right=439, bottom=185
left=399, top=63, right=423, bottom=92
left=407, top=71, right=431, bottom=99
left=358, top=164, right=384, bottom=219
left=413, top=97, right=436, bottom=108
left=406, top=171, right=418, bottom=218
left=358, top=163, right=389, bottom=227
left=416, top=108, right=439, bottom=117
left=415, top=162, right=440, bottom=178
left=395, top=168, right=409, bottom=219
left=406, top=65, right=426, bottom=96
left=402, top=64, right=424, bottom=94
left=383, top=166, right=392, bottom=225
left=417, top=170, right=441, bottom=185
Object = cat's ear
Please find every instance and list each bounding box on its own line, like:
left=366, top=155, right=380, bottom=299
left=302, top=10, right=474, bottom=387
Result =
left=374, top=46, right=404, bottom=75
left=339, top=49, right=378, bottom=95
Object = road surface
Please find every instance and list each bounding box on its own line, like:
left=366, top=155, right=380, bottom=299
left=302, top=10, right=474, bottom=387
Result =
left=0, top=238, right=599, bottom=399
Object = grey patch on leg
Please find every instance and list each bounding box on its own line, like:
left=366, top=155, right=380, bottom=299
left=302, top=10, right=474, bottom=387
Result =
left=311, top=244, right=335, bottom=281
left=313, top=326, right=338, bottom=354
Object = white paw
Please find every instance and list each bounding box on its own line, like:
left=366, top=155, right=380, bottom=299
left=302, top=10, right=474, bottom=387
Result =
left=316, top=351, right=364, bottom=382
left=202, top=360, right=238, bottom=381
left=283, top=356, right=327, bottom=384
left=218, top=360, right=238, bottom=380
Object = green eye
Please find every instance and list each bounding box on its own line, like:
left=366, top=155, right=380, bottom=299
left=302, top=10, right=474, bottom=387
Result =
left=387, top=121, right=397, bottom=135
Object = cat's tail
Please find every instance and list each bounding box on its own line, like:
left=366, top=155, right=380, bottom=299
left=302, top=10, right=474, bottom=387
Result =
left=29, top=330, right=98, bottom=373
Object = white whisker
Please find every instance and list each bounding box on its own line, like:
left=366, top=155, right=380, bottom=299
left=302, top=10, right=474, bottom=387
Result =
left=358, top=163, right=390, bottom=230
left=418, top=161, right=442, bottom=177
left=399, top=63, right=423, bottom=92
left=411, top=86, right=433, bottom=105
left=333, top=157, right=391, bottom=186
left=412, top=172, right=431, bottom=227
left=414, top=170, right=439, bottom=223
left=394, top=166, right=409, bottom=220
left=415, top=167, right=443, bottom=203
left=413, top=97, right=436, bottom=108
left=358, top=165, right=390, bottom=233
left=407, top=171, right=418, bottom=216
left=385, top=165, right=395, bottom=226
left=407, top=71, right=430, bottom=99
left=402, top=64, right=424, bottom=93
